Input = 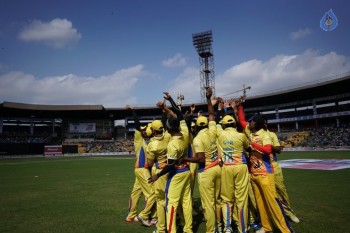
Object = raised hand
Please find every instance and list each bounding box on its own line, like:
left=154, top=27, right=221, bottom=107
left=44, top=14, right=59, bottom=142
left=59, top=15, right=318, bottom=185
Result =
left=190, top=104, right=195, bottom=113
left=224, top=99, right=231, bottom=109
left=206, top=87, right=213, bottom=99
left=156, top=100, right=165, bottom=109
left=163, top=92, right=171, bottom=100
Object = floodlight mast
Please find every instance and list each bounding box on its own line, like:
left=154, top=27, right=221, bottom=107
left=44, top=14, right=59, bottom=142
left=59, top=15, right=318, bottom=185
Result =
left=192, top=30, right=215, bottom=102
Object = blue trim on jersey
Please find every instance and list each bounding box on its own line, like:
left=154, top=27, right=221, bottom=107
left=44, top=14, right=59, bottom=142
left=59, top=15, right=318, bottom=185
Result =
left=240, top=208, right=246, bottom=233
left=165, top=172, right=175, bottom=211
left=225, top=203, right=231, bottom=228
left=275, top=197, right=294, bottom=233
left=198, top=162, right=205, bottom=173
left=138, top=147, right=146, bottom=168
left=273, top=153, right=277, bottom=161
left=262, top=154, right=273, bottom=173
left=187, top=144, right=193, bottom=158
left=242, top=153, right=247, bottom=164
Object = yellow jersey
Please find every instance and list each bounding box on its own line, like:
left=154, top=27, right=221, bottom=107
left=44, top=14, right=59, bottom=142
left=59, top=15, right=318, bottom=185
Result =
left=146, top=131, right=171, bottom=169
left=134, top=130, right=149, bottom=168
left=217, top=127, right=249, bottom=165
left=249, top=128, right=274, bottom=174
left=193, top=121, right=218, bottom=172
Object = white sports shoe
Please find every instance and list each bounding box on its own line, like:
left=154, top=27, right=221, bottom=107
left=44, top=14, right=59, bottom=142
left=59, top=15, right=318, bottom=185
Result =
left=149, top=219, right=157, bottom=225
left=290, top=215, right=300, bottom=223
left=137, top=215, right=152, bottom=227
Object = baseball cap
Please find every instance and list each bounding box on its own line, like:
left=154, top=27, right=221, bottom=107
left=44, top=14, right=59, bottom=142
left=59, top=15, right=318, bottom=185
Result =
left=196, top=116, right=208, bottom=127
left=151, top=120, right=164, bottom=131
left=145, top=123, right=152, bottom=137
left=221, top=115, right=236, bottom=125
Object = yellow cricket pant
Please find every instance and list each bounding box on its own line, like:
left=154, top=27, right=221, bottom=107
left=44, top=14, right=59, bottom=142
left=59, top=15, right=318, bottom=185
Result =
left=166, top=169, right=193, bottom=233
left=248, top=178, right=259, bottom=223
left=126, top=176, right=143, bottom=219
left=250, top=173, right=294, bottom=233
left=273, top=161, right=295, bottom=218
left=154, top=168, right=168, bottom=233
left=198, top=165, right=222, bottom=233
left=189, top=162, right=198, bottom=195
left=133, top=168, right=156, bottom=220
left=221, top=164, right=249, bottom=233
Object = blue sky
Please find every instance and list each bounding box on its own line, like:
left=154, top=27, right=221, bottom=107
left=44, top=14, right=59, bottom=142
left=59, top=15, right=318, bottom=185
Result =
left=1, top=0, right=349, bottom=108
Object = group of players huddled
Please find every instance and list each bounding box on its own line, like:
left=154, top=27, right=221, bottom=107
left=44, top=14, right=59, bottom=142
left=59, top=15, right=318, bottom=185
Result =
left=124, top=88, right=299, bottom=233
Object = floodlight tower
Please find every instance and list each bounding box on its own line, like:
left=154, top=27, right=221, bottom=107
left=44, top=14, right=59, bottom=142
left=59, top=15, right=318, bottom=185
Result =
left=192, top=30, right=215, bottom=102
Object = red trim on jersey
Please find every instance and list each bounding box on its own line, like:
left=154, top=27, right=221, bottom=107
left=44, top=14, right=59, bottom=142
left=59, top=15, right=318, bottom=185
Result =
left=168, top=205, right=175, bottom=233
left=252, top=142, right=272, bottom=154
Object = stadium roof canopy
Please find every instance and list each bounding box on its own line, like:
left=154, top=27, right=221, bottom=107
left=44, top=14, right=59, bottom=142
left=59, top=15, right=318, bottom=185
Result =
left=1, top=73, right=349, bottom=121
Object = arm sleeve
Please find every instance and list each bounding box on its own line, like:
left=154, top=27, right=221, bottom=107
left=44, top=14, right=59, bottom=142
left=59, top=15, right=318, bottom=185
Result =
left=132, top=110, right=141, bottom=131
left=238, top=106, right=248, bottom=129
left=252, top=142, right=272, bottom=155
left=168, top=97, right=183, bottom=121
left=185, top=114, right=193, bottom=130
left=161, top=111, right=168, bottom=130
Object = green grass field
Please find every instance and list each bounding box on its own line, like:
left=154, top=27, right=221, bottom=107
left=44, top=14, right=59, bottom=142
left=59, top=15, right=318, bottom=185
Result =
left=0, top=151, right=350, bottom=233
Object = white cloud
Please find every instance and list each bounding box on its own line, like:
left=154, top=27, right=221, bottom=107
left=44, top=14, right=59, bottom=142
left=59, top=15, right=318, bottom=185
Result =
left=214, top=50, right=350, bottom=98
left=0, top=65, right=145, bottom=107
left=1, top=50, right=349, bottom=108
left=18, top=18, right=81, bottom=48
left=167, top=67, right=201, bottom=104
left=162, top=53, right=187, bottom=67
left=290, top=28, right=312, bottom=40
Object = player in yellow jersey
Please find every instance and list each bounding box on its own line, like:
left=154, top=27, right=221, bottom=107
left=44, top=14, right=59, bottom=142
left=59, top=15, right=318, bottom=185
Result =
left=146, top=117, right=171, bottom=233
left=185, top=87, right=222, bottom=233
left=238, top=104, right=294, bottom=233
left=185, top=104, right=198, bottom=198
left=264, top=121, right=300, bottom=224
left=216, top=114, right=250, bottom=233
left=125, top=106, right=156, bottom=227
left=149, top=115, right=193, bottom=233
left=231, top=100, right=263, bottom=232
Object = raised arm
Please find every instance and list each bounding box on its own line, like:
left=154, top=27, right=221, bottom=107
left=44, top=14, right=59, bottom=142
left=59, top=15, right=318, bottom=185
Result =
left=206, top=87, right=215, bottom=122
left=237, top=99, right=248, bottom=129
left=163, top=92, right=183, bottom=121
left=125, top=105, right=141, bottom=131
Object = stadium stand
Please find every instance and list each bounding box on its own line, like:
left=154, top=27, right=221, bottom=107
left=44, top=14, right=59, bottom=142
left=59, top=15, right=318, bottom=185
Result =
left=0, top=72, right=350, bottom=155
